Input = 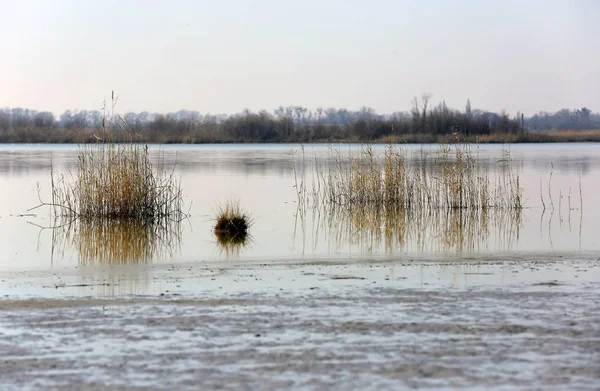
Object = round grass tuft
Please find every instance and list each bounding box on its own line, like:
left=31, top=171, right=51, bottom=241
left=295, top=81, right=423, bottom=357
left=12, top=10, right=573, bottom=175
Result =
left=214, top=201, right=251, bottom=245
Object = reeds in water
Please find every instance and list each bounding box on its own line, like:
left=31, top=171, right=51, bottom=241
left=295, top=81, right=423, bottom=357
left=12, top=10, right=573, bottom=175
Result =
left=298, top=144, right=523, bottom=212
left=72, top=143, right=184, bottom=221
left=37, top=94, right=186, bottom=222
left=31, top=93, right=187, bottom=265
left=293, top=143, right=523, bottom=252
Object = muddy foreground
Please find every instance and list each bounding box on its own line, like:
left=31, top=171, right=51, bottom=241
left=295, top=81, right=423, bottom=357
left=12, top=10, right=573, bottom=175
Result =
left=1, top=257, right=600, bottom=390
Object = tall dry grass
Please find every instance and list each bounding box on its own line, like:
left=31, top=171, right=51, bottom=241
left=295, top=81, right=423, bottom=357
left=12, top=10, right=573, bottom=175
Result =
left=74, top=143, right=183, bottom=221
left=31, top=92, right=187, bottom=265
left=34, top=92, right=186, bottom=223
left=45, top=142, right=184, bottom=222
left=523, top=129, right=600, bottom=143
left=293, top=144, right=523, bottom=251
left=298, top=144, right=522, bottom=213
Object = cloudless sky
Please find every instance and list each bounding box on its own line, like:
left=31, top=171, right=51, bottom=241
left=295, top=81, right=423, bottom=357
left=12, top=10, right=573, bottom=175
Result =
left=1, top=0, right=599, bottom=116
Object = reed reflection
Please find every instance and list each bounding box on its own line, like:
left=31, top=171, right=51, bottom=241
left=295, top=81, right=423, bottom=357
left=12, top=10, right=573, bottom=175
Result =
left=315, top=204, right=522, bottom=254
left=214, top=232, right=251, bottom=257
left=51, top=218, right=182, bottom=265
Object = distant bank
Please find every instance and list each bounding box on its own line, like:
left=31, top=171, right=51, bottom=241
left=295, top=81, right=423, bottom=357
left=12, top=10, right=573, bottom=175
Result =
left=2, top=100, right=598, bottom=144
left=0, top=128, right=599, bottom=144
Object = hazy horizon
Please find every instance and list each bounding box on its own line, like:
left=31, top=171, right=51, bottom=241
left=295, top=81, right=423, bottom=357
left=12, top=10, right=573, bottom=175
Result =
left=3, top=0, right=599, bottom=116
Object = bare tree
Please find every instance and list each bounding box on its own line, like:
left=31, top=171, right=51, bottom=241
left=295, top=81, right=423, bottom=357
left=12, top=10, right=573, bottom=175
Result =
left=421, top=93, right=432, bottom=120
left=411, top=97, right=420, bottom=121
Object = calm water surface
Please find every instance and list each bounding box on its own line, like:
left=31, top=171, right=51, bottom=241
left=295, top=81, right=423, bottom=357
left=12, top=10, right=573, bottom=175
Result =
left=0, top=143, right=599, bottom=272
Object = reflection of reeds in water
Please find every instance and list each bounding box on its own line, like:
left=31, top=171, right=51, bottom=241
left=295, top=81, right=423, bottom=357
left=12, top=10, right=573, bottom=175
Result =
left=52, top=218, right=182, bottom=265
left=215, top=235, right=251, bottom=257
left=320, top=204, right=521, bottom=253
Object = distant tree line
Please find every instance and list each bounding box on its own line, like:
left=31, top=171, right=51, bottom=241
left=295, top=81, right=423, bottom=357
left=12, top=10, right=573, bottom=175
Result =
left=525, top=107, right=600, bottom=130
left=0, top=98, right=596, bottom=143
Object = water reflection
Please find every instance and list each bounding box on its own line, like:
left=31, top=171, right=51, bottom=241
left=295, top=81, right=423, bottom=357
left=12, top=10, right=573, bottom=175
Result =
left=2, top=144, right=598, bottom=178
left=50, top=218, right=182, bottom=265
left=214, top=232, right=252, bottom=257
left=0, top=145, right=298, bottom=177
left=297, top=205, right=522, bottom=255
left=77, top=267, right=151, bottom=296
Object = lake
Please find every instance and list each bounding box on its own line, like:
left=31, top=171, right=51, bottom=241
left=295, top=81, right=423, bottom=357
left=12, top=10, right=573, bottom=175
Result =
left=1, top=143, right=599, bottom=390
left=1, top=143, right=599, bottom=270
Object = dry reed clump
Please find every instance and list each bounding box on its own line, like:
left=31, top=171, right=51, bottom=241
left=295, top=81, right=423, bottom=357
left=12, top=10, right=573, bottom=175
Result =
left=45, top=143, right=184, bottom=221
left=30, top=92, right=186, bottom=267
left=214, top=201, right=251, bottom=246
left=293, top=143, right=523, bottom=252
left=71, top=143, right=184, bottom=221
left=298, top=144, right=523, bottom=213
left=35, top=93, right=186, bottom=222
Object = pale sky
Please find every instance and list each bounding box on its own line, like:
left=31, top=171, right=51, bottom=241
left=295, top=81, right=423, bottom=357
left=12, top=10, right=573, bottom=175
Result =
left=2, top=0, right=599, bottom=116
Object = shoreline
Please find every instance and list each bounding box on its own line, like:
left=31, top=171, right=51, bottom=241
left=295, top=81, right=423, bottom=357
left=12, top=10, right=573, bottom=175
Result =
left=1, top=129, right=600, bottom=145
left=1, top=258, right=599, bottom=390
